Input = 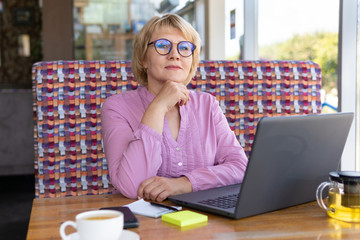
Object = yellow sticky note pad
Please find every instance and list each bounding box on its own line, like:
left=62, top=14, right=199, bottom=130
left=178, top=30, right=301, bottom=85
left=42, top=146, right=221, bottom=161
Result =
left=161, top=210, right=208, bottom=227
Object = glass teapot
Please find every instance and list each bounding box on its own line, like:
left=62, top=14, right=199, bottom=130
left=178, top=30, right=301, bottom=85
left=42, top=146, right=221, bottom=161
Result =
left=316, top=171, right=360, bottom=222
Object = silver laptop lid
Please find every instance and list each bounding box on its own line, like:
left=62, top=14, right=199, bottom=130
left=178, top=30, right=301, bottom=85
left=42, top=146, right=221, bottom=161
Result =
left=235, top=112, right=354, bottom=218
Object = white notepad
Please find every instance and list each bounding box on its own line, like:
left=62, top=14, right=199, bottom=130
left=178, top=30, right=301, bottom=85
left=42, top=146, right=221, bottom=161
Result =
left=125, top=199, right=182, bottom=218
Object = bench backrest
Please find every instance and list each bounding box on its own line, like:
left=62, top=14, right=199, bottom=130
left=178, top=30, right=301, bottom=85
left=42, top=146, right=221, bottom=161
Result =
left=32, top=60, right=322, bottom=198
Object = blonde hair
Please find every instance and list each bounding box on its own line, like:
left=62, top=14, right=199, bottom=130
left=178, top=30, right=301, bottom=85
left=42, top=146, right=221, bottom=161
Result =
left=132, top=14, right=201, bottom=86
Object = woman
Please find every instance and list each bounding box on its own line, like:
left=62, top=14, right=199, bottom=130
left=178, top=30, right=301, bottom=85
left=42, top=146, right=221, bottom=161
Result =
left=101, top=14, right=248, bottom=202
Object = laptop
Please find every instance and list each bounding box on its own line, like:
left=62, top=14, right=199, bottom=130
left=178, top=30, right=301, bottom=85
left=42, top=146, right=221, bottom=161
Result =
left=168, top=112, right=354, bottom=219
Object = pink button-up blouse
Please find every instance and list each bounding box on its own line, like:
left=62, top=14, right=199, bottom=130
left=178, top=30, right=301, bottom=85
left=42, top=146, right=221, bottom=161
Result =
left=101, top=86, right=248, bottom=199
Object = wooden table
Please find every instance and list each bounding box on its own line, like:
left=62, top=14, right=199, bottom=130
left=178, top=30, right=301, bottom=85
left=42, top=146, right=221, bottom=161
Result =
left=27, top=194, right=360, bottom=240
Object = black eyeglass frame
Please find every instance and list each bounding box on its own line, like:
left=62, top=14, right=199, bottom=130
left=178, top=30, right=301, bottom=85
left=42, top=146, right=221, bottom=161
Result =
left=147, top=38, right=196, bottom=57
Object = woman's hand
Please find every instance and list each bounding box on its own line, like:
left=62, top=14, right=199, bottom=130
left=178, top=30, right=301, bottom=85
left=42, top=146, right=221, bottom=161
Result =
left=137, top=176, right=192, bottom=202
left=153, top=81, right=190, bottom=112
left=141, top=81, right=190, bottom=135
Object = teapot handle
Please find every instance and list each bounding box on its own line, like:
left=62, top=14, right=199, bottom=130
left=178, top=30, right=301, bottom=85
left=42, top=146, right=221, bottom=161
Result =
left=316, top=181, right=331, bottom=210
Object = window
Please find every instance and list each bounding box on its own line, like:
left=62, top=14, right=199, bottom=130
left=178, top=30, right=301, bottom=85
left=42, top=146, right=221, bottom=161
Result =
left=258, top=0, right=340, bottom=113
left=73, top=0, right=157, bottom=60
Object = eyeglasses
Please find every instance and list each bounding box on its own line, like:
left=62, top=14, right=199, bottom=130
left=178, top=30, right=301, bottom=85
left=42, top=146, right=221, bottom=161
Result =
left=147, top=38, right=196, bottom=57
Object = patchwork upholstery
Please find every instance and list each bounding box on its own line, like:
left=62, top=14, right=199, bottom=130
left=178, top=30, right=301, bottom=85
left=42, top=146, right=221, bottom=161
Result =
left=32, top=60, right=322, bottom=198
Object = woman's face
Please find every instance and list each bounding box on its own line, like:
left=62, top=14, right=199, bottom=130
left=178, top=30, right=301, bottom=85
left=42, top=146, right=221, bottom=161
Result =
left=143, top=26, right=193, bottom=86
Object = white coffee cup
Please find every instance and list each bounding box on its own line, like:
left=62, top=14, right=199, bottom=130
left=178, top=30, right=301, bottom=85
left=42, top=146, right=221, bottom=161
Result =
left=60, top=210, right=124, bottom=240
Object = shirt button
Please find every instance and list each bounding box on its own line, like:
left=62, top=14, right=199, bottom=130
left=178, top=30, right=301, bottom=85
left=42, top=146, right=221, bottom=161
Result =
left=178, top=162, right=183, bottom=166
left=176, top=147, right=180, bottom=151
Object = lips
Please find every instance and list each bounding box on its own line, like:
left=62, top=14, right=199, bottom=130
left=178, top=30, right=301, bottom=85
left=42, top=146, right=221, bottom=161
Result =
left=165, top=65, right=182, bottom=70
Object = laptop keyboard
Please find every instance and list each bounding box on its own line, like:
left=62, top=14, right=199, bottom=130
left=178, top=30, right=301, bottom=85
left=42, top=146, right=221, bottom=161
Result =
left=198, top=193, right=238, bottom=209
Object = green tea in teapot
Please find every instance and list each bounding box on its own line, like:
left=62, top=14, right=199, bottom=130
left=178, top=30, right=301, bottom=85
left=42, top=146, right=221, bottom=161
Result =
left=327, top=191, right=360, bottom=222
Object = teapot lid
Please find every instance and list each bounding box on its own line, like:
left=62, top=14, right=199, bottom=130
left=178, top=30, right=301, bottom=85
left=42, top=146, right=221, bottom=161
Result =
left=329, top=171, right=340, bottom=181
left=338, top=171, right=360, bottom=181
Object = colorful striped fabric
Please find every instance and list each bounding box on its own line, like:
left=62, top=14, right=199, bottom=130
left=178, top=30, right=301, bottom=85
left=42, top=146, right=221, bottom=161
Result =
left=32, top=60, right=322, bottom=198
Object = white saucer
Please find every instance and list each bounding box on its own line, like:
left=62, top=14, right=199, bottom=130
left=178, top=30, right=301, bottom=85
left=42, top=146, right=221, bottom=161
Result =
left=65, top=230, right=140, bottom=240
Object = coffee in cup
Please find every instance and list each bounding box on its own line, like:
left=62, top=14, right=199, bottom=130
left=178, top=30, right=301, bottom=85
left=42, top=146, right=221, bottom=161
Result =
left=60, top=210, right=124, bottom=240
